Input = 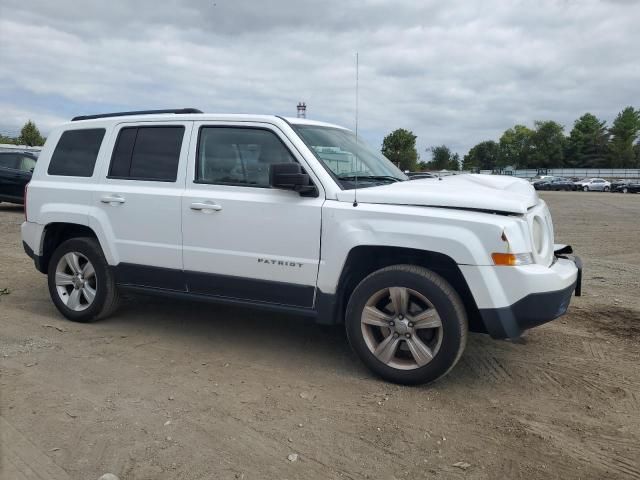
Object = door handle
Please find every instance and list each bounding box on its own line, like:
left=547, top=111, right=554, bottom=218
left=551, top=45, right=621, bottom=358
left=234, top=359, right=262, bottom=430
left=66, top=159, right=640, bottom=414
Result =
left=100, top=195, right=126, bottom=204
left=190, top=202, right=222, bottom=212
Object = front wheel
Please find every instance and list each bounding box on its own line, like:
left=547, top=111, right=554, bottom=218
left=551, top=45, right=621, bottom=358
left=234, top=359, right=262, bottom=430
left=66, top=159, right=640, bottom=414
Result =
left=604, top=186, right=610, bottom=192
left=583, top=186, right=589, bottom=192
left=47, top=237, right=120, bottom=322
left=623, top=187, right=629, bottom=194
left=345, top=265, right=468, bottom=385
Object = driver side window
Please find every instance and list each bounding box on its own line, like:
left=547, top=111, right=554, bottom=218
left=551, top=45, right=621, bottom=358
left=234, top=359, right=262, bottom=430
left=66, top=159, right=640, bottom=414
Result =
left=197, top=127, right=295, bottom=187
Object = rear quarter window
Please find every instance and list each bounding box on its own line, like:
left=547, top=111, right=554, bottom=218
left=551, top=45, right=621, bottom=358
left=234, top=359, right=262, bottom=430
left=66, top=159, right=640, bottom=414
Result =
left=48, top=128, right=106, bottom=177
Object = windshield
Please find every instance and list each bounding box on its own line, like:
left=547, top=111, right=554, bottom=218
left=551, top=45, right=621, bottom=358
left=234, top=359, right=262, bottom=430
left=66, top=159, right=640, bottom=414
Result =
left=292, top=125, right=407, bottom=189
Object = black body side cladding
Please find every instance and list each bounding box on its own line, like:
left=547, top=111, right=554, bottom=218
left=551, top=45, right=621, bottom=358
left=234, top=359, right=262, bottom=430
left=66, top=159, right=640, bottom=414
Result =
left=114, top=263, right=186, bottom=291
left=113, top=263, right=315, bottom=309
left=187, top=271, right=315, bottom=308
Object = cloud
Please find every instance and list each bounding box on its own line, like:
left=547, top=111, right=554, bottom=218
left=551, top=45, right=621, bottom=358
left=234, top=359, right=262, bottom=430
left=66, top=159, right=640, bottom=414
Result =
left=0, top=0, right=638, bottom=158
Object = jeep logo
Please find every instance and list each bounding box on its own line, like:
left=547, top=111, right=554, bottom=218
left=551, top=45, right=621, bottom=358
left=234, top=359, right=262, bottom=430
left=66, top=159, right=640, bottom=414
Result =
left=257, top=258, right=303, bottom=268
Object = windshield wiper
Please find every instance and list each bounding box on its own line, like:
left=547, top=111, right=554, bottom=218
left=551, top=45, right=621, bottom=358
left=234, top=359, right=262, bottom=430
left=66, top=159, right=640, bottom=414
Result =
left=338, top=175, right=403, bottom=183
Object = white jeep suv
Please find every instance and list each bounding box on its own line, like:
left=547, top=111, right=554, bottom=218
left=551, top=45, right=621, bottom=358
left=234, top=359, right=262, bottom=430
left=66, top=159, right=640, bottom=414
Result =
left=21, top=108, right=582, bottom=384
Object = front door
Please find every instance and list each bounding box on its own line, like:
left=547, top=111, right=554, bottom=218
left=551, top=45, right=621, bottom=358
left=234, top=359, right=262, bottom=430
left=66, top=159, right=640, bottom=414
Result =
left=181, top=123, right=323, bottom=308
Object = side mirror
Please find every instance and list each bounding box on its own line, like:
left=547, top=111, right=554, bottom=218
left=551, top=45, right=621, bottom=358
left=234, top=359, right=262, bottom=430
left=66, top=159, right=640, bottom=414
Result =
left=269, top=163, right=318, bottom=197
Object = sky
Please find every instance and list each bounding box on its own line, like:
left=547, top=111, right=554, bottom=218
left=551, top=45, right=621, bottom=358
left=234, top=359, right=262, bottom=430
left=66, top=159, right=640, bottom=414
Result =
left=0, top=0, right=638, bottom=159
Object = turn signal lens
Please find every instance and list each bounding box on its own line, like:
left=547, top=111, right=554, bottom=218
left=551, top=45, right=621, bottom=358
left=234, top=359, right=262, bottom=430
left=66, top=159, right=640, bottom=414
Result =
left=492, top=252, right=534, bottom=266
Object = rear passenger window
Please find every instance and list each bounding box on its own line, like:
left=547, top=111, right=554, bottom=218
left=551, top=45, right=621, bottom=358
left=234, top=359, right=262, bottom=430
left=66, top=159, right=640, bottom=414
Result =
left=48, top=129, right=105, bottom=177
left=108, top=126, right=184, bottom=182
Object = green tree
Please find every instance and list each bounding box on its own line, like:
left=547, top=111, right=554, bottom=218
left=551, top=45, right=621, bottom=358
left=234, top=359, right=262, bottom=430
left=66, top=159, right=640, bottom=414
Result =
left=381, top=128, right=419, bottom=171
left=565, top=113, right=609, bottom=167
left=529, top=120, right=566, bottom=168
left=608, top=107, right=640, bottom=168
left=17, top=120, right=45, bottom=147
left=450, top=153, right=461, bottom=171
left=497, top=125, right=534, bottom=168
left=0, top=133, right=16, bottom=144
left=424, top=145, right=459, bottom=170
left=463, top=140, right=499, bottom=170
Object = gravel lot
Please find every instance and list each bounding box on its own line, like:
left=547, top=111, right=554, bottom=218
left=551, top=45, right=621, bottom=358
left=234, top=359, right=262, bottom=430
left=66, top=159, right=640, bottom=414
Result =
left=1, top=191, right=639, bottom=480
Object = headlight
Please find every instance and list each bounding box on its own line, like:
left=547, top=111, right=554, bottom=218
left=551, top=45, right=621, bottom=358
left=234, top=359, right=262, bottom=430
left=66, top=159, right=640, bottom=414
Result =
left=491, top=252, right=534, bottom=266
left=531, top=216, right=545, bottom=255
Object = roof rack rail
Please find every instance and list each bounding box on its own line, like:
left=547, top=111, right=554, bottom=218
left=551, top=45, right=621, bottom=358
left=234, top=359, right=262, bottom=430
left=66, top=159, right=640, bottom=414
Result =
left=71, top=108, right=203, bottom=121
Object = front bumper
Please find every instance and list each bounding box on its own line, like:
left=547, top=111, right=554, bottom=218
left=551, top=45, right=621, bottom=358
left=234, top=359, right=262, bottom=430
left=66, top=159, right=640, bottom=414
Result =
left=472, top=248, right=582, bottom=339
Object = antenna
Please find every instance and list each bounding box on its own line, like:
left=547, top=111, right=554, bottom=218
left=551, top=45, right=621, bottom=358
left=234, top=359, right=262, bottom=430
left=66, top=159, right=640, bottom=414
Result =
left=353, top=52, right=359, bottom=207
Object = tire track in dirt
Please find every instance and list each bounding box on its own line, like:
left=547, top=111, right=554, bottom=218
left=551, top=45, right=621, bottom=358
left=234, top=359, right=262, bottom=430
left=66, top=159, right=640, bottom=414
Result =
left=582, top=339, right=608, bottom=361
left=523, top=420, right=640, bottom=479
left=459, top=353, right=513, bottom=383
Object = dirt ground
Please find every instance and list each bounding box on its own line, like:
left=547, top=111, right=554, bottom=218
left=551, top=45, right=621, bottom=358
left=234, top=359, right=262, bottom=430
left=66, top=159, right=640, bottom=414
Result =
left=1, top=191, right=639, bottom=480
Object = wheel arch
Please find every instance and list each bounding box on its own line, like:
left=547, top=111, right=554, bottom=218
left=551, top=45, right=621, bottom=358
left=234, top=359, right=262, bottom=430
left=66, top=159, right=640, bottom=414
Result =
left=316, top=245, right=486, bottom=334
left=38, top=222, right=109, bottom=274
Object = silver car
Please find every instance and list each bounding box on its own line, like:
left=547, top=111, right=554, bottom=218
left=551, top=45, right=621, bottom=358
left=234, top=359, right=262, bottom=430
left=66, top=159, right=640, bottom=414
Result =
left=574, top=178, right=611, bottom=192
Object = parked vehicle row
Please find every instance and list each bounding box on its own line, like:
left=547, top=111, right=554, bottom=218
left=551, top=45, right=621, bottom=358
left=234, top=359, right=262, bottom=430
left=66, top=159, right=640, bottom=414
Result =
left=530, top=176, right=639, bottom=193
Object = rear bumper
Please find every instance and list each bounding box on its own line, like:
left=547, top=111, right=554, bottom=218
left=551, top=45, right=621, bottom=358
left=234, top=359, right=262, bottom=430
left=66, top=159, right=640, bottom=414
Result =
left=21, top=221, right=46, bottom=272
left=478, top=254, right=582, bottom=339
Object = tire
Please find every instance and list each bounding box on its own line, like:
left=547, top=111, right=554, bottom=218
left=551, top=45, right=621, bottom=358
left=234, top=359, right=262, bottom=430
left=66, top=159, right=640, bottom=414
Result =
left=623, top=187, right=628, bottom=194
left=604, top=186, right=610, bottom=192
left=583, top=186, right=589, bottom=192
left=47, top=237, right=120, bottom=322
left=345, top=265, right=468, bottom=385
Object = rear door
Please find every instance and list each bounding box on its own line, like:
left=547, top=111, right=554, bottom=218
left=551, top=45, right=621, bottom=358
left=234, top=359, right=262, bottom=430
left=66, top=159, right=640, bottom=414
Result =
left=91, top=121, right=192, bottom=290
left=181, top=122, right=324, bottom=308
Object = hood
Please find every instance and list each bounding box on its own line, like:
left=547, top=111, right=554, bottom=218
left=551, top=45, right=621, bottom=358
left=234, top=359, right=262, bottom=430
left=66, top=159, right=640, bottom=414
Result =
left=335, top=174, right=538, bottom=214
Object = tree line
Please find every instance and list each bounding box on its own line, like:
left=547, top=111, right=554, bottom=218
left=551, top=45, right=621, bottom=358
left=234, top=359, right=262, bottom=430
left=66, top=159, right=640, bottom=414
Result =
left=0, top=120, right=46, bottom=147
left=382, top=106, right=640, bottom=172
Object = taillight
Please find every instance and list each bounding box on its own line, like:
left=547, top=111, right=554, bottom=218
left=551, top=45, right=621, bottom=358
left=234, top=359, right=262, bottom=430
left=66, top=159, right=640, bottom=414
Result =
left=24, top=183, right=29, bottom=221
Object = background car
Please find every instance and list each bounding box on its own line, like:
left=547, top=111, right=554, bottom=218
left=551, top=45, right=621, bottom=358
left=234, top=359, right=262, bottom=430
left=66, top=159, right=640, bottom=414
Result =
left=530, top=175, right=554, bottom=184
left=611, top=179, right=640, bottom=193
left=0, top=151, right=37, bottom=205
left=574, top=177, right=611, bottom=192
left=533, top=176, right=575, bottom=191
left=407, top=172, right=436, bottom=180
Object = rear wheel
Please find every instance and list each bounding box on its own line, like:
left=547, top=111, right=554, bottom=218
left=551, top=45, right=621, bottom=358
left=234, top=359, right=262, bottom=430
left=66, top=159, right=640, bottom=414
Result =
left=623, top=187, right=629, bottom=194
left=345, top=265, right=467, bottom=385
left=47, top=237, right=119, bottom=322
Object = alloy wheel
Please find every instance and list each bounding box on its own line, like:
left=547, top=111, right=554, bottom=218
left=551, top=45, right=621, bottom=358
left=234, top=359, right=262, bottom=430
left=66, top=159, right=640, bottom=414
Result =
left=361, top=287, right=443, bottom=370
left=54, top=252, right=97, bottom=311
